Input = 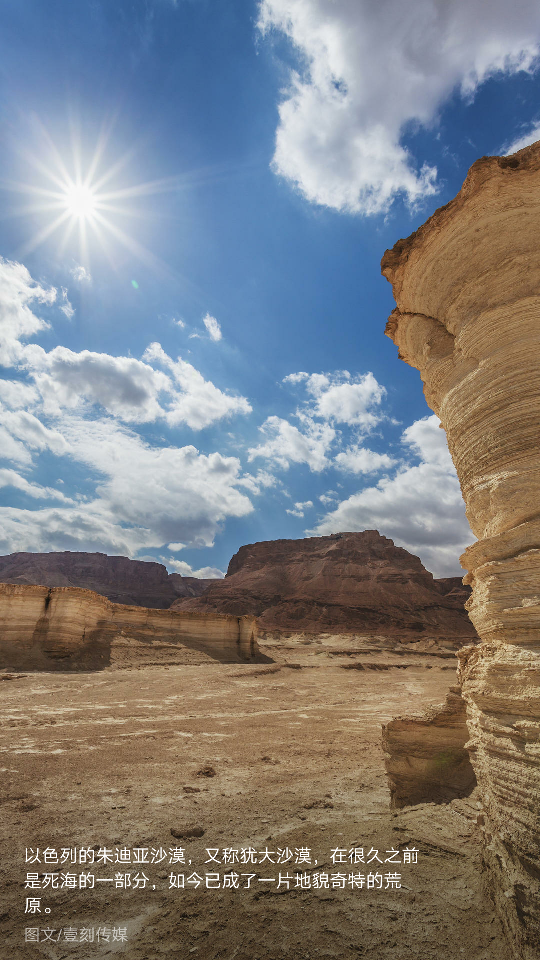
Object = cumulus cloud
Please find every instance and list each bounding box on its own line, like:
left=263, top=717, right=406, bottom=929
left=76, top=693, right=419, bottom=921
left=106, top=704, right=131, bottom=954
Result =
left=164, top=558, right=225, bottom=579
left=0, top=258, right=250, bottom=431
left=0, top=257, right=56, bottom=366
left=250, top=369, right=386, bottom=471
left=310, top=415, right=473, bottom=576
left=34, top=348, right=171, bottom=422
left=258, top=0, right=540, bottom=213
left=304, top=371, right=386, bottom=428
left=143, top=342, right=251, bottom=428
left=0, top=417, right=255, bottom=556
left=286, top=499, right=313, bottom=517
left=249, top=415, right=335, bottom=471
left=0, top=258, right=256, bottom=558
left=202, top=313, right=222, bottom=342
left=334, top=446, right=396, bottom=474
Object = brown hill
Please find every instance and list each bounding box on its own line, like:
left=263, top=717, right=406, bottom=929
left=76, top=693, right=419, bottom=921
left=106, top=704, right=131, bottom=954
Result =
left=172, top=531, right=476, bottom=638
left=0, top=552, right=214, bottom=609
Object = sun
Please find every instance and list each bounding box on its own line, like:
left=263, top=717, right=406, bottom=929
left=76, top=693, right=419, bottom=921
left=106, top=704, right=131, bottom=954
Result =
left=9, top=121, right=184, bottom=274
left=63, top=182, right=97, bottom=220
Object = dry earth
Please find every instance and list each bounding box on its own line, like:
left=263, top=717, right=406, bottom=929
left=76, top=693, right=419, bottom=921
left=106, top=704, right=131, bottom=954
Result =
left=0, top=637, right=507, bottom=960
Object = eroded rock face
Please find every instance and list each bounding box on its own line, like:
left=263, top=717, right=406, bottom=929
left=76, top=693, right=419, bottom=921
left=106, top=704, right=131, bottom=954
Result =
left=382, top=687, right=476, bottom=808
left=0, top=552, right=213, bottom=608
left=382, top=142, right=540, bottom=958
left=173, top=531, right=476, bottom=645
left=0, top=583, right=258, bottom=669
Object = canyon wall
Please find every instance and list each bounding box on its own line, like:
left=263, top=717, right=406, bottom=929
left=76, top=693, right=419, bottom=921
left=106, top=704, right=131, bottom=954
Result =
left=0, top=583, right=258, bottom=670
left=173, top=531, right=477, bottom=646
left=0, top=552, right=214, bottom=608
left=382, top=142, right=540, bottom=958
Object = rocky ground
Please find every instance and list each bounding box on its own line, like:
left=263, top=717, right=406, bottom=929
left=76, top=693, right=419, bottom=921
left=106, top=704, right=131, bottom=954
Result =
left=0, top=637, right=506, bottom=960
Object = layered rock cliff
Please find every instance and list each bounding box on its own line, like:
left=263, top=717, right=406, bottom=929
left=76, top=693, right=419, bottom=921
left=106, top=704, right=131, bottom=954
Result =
left=0, top=552, right=213, bottom=608
left=0, top=583, right=258, bottom=670
left=382, top=142, right=540, bottom=958
left=382, top=687, right=476, bottom=808
left=173, top=531, right=476, bottom=644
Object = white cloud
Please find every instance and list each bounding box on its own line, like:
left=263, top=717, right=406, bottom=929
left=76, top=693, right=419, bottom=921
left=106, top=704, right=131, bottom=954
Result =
left=173, top=317, right=185, bottom=329
left=258, top=0, right=540, bottom=214
left=70, top=264, right=91, bottom=283
left=0, top=418, right=255, bottom=556
left=335, top=446, right=396, bottom=474
left=0, top=258, right=250, bottom=432
left=250, top=369, right=386, bottom=472
left=310, top=415, right=473, bottom=576
left=248, top=415, right=335, bottom=471
left=202, top=313, right=222, bottom=342
left=0, top=468, right=72, bottom=503
left=60, top=287, right=75, bottom=320
left=286, top=499, right=313, bottom=517
left=34, top=347, right=171, bottom=422
left=0, top=407, right=68, bottom=458
left=501, top=120, right=540, bottom=155
left=164, top=558, right=225, bottom=579
left=144, top=342, right=251, bottom=428
left=0, top=257, right=56, bottom=366
left=167, top=542, right=186, bottom=552
left=236, top=469, right=277, bottom=495
left=283, top=371, right=309, bottom=384
left=0, top=258, right=257, bottom=559
left=306, top=371, right=386, bottom=428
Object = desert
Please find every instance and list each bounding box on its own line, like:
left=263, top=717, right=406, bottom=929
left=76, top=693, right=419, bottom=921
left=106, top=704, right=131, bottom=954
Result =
left=2, top=9, right=540, bottom=956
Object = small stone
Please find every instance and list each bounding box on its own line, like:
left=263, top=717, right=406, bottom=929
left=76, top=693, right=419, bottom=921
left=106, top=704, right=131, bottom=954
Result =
left=170, top=826, right=205, bottom=840
left=196, top=765, right=216, bottom=778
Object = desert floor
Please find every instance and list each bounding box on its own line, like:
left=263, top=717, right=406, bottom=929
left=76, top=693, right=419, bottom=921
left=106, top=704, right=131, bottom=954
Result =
left=0, top=637, right=506, bottom=960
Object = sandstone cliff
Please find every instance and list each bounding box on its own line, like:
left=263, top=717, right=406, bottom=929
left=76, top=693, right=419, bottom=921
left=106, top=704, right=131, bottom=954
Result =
left=382, top=142, right=540, bottom=958
left=172, top=531, right=476, bottom=644
left=0, top=552, right=213, bottom=608
left=0, top=583, right=258, bottom=670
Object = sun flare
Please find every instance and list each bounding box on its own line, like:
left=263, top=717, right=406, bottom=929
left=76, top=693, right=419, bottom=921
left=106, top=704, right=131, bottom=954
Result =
left=64, top=182, right=97, bottom=220
left=12, top=122, right=183, bottom=274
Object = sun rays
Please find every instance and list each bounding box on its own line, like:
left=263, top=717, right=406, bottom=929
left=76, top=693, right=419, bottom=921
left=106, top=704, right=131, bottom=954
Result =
left=4, top=119, right=184, bottom=274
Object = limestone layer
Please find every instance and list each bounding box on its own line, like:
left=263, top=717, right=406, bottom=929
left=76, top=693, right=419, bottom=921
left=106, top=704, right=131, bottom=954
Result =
left=382, top=687, right=476, bottom=809
left=0, top=583, right=258, bottom=669
left=382, top=142, right=540, bottom=958
left=0, top=551, right=213, bottom=608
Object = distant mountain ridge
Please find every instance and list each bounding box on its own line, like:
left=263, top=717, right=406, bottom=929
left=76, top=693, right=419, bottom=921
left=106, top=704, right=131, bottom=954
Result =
left=0, top=552, right=214, bottom=609
left=172, top=531, right=476, bottom=639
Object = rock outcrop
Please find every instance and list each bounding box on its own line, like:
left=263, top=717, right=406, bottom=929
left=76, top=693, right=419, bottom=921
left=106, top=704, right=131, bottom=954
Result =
left=0, top=552, right=213, bottom=608
left=382, top=142, right=540, bottom=958
left=0, top=583, right=258, bottom=670
left=382, top=687, right=476, bottom=808
left=173, top=531, right=476, bottom=645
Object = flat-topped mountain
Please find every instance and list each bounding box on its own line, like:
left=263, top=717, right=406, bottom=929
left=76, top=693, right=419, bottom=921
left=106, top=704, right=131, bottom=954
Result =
left=0, top=551, right=213, bottom=609
left=172, top=531, right=476, bottom=638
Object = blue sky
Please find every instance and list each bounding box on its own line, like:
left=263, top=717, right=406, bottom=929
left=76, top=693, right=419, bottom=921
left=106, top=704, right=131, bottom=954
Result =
left=0, top=0, right=539, bottom=578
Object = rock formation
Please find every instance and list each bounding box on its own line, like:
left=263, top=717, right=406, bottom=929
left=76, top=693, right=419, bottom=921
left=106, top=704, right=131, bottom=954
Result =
left=382, top=687, right=476, bottom=808
left=0, top=583, right=258, bottom=670
left=173, top=531, right=476, bottom=645
left=0, top=552, right=213, bottom=608
left=382, top=142, right=540, bottom=958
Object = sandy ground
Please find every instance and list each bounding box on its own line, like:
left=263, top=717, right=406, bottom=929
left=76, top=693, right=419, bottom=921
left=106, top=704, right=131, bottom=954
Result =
left=0, top=637, right=507, bottom=960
